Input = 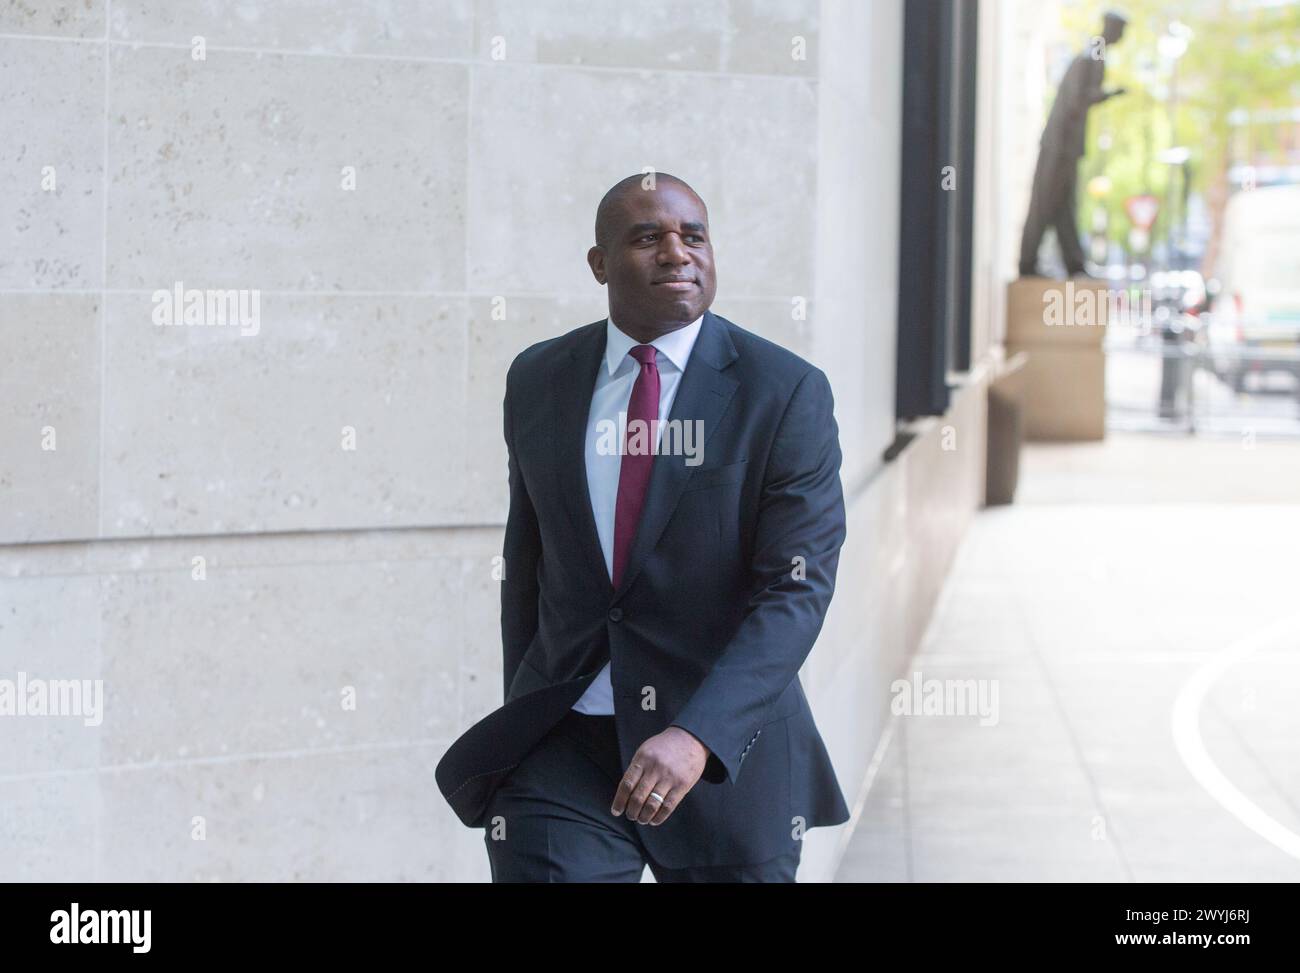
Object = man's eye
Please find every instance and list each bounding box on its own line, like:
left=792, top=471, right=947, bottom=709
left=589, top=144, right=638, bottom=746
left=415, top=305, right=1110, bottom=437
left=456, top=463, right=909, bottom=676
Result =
left=637, top=235, right=656, bottom=243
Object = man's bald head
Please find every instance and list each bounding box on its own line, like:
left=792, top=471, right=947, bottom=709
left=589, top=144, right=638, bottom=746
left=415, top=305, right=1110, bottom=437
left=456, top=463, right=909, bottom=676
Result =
left=586, top=171, right=716, bottom=342
left=594, top=172, right=706, bottom=248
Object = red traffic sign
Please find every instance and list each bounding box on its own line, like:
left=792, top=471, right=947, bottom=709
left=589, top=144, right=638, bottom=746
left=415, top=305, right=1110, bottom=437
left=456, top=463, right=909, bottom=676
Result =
left=1125, top=194, right=1160, bottom=230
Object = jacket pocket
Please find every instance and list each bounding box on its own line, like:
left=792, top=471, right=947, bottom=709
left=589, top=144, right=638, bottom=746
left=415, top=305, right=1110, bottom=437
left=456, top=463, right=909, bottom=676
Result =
left=763, top=682, right=804, bottom=726
left=680, top=458, right=748, bottom=493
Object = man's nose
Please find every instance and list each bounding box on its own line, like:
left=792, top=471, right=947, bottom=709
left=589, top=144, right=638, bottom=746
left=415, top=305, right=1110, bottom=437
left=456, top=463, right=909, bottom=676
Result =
left=656, top=233, right=689, bottom=264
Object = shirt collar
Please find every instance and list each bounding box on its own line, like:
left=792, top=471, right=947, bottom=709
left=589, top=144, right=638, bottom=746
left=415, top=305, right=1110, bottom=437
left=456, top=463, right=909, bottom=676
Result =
left=603, top=313, right=705, bottom=377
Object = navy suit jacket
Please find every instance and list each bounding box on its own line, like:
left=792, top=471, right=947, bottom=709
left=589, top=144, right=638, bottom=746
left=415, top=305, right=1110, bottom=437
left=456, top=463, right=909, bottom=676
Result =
left=435, top=308, right=851, bottom=868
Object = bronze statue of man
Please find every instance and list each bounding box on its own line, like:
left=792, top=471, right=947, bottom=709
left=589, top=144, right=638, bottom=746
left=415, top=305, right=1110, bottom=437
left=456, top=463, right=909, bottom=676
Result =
left=1019, top=10, right=1128, bottom=278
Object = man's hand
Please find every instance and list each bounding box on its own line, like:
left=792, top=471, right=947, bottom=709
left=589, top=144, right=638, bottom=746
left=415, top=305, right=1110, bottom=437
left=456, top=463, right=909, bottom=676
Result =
left=611, top=726, right=709, bottom=826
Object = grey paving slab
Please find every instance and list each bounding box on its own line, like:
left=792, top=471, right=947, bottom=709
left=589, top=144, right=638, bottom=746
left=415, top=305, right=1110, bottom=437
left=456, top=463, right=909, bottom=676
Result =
left=836, top=435, right=1300, bottom=882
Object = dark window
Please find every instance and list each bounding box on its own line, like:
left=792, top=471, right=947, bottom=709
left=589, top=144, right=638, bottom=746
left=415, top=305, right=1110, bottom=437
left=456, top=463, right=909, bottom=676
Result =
left=896, top=0, right=979, bottom=421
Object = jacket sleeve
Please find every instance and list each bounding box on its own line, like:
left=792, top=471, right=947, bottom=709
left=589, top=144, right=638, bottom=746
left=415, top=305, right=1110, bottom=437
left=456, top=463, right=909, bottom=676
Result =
left=670, top=367, right=847, bottom=786
left=500, top=361, right=543, bottom=702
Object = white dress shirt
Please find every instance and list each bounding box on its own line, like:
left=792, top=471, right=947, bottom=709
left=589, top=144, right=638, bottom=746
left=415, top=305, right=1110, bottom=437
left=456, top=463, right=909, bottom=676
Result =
left=570, top=313, right=705, bottom=715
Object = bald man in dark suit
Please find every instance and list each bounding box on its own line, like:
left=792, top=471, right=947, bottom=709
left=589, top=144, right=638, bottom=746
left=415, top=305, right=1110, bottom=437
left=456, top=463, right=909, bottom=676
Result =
left=436, top=173, right=850, bottom=882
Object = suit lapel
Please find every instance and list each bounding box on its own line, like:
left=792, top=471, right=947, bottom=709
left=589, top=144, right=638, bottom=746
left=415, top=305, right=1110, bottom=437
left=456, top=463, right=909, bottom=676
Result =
left=550, top=321, right=611, bottom=590
left=615, top=310, right=739, bottom=599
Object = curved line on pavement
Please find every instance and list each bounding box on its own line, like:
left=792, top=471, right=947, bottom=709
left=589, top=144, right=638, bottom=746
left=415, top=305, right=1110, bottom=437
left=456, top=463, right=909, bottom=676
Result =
left=1171, top=612, right=1300, bottom=860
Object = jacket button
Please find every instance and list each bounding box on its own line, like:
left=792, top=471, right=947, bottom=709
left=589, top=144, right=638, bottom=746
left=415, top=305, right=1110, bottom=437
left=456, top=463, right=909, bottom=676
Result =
left=608, top=607, right=623, bottom=622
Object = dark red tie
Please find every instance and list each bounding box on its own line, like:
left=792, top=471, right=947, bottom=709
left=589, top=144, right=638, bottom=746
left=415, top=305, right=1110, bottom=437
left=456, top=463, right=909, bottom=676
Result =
left=611, top=344, right=660, bottom=589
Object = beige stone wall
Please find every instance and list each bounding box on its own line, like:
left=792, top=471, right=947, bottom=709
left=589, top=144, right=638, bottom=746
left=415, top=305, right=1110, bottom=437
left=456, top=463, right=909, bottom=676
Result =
left=1, top=0, right=995, bottom=882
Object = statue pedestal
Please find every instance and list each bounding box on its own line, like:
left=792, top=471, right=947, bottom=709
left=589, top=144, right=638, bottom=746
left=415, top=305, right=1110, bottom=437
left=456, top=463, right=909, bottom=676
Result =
left=1005, top=277, right=1108, bottom=441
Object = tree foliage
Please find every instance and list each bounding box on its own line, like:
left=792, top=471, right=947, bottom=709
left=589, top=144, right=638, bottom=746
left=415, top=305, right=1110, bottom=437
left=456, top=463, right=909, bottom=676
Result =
left=1056, top=0, right=1300, bottom=269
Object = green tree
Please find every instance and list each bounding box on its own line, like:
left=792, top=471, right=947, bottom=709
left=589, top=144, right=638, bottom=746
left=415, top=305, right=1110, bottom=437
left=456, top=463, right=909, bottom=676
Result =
left=1058, top=0, right=1300, bottom=271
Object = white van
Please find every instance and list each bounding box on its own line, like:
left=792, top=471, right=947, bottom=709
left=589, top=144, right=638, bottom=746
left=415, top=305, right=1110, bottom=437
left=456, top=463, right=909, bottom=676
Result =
left=1205, top=184, right=1300, bottom=391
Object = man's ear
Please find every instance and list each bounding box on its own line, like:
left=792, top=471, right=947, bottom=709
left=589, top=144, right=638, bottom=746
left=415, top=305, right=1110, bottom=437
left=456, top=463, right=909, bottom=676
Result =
left=587, top=245, right=608, bottom=284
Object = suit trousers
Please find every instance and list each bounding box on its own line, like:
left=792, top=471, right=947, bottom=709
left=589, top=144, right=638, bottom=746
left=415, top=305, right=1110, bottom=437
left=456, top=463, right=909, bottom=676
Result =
left=482, top=709, right=802, bottom=882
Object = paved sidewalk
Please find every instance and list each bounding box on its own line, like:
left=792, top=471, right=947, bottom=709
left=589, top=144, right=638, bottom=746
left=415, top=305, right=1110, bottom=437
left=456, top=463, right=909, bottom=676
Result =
left=835, top=433, right=1300, bottom=881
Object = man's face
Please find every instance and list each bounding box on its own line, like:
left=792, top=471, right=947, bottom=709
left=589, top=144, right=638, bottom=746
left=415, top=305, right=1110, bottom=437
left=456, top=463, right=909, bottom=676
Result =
left=587, top=181, right=717, bottom=334
left=1103, top=19, right=1125, bottom=44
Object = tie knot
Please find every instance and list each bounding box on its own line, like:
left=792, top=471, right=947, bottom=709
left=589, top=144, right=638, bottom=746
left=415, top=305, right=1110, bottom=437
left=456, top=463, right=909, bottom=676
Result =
left=629, top=344, right=658, bottom=367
